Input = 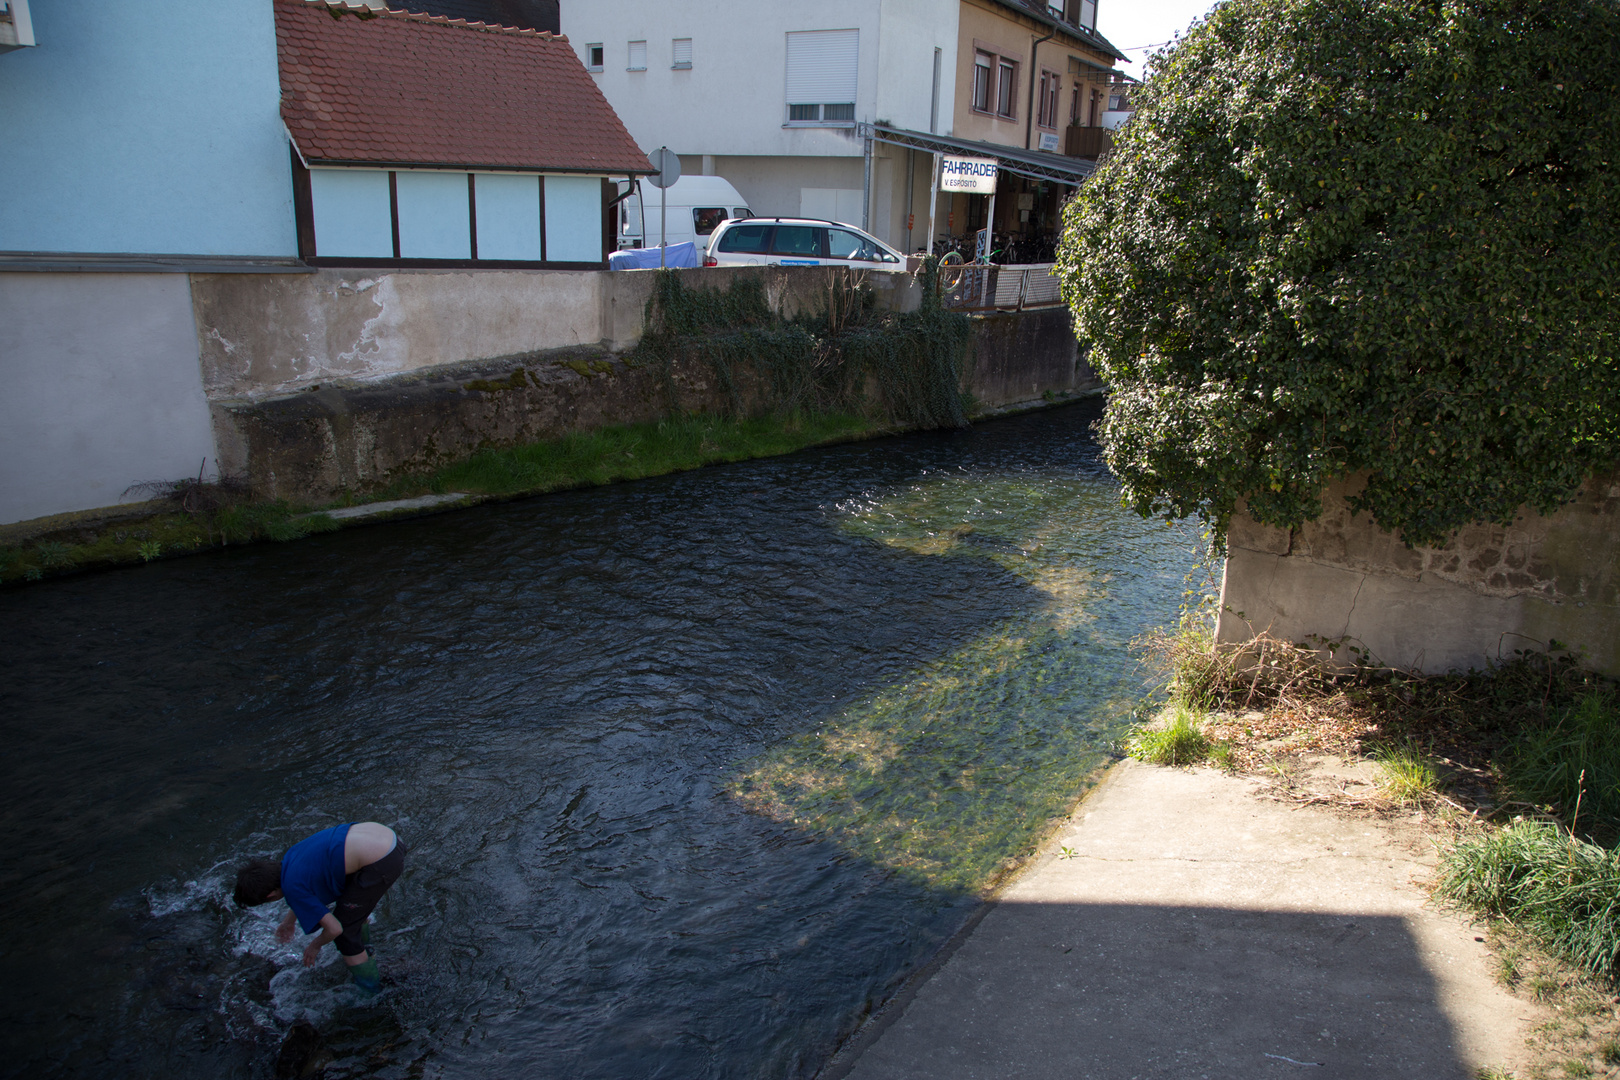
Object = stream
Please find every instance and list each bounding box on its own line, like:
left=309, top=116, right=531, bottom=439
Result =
left=0, top=400, right=1201, bottom=1079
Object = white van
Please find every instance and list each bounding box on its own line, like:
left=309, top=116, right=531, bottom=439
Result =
left=616, top=175, right=752, bottom=251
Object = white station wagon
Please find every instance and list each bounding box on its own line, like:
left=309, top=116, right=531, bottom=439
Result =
left=703, top=217, right=906, bottom=272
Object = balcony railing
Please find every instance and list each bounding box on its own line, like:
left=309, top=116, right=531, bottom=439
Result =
left=1064, top=125, right=1112, bottom=159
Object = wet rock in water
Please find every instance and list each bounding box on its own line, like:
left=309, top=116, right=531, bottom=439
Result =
left=237, top=953, right=279, bottom=1007
left=275, top=1021, right=325, bottom=1079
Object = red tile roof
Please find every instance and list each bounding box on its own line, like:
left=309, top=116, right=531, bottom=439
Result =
left=275, top=0, right=652, bottom=175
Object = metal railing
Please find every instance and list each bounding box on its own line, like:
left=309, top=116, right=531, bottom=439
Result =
left=940, top=263, right=1065, bottom=313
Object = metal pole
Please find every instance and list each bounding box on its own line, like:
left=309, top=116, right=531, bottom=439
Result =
left=904, top=149, right=915, bottom=252
left=660, top=178, right=667, bottom=268
left=926, top=152, right=940, bottom=257
left=981, top=187, right=997, bottom=306
left=861, top=133, right=873, bottom=231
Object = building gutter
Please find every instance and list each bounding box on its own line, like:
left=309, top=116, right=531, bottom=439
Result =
left=1024, top=30, right=1056, bottom=150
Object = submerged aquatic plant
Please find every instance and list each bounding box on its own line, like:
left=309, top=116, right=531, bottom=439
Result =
left=730, top=471, right=1198, bottom=893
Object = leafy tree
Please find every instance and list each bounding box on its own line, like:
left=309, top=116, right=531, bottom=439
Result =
left=1057, top=0, right=1620, bottom=546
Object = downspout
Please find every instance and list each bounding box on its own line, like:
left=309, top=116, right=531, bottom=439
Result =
left=1024, top=30, right=1056, bottom=150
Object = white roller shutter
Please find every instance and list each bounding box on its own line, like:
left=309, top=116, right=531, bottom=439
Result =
left=785, top=29, right=858, bottom=106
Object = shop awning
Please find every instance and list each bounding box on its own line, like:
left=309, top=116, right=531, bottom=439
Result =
left=858, top=123, right=1098, bottom=187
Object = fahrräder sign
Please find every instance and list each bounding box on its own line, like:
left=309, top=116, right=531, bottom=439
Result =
left=938, top=155, right=998, bottom=195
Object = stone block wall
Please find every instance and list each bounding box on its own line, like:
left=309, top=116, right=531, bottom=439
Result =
left=1217, top=471, right=1620, bottom=676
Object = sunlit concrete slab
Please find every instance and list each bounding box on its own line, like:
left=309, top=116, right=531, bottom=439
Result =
left=833, top=759, right=1535, bottom=1080
left=319, top=493, right=473, bottom=522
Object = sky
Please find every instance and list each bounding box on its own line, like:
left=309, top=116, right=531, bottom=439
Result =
left=1095, top=0, right=1223, bottom=80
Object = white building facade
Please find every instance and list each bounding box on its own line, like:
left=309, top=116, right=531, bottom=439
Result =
left=563, top=0, right=961, bottom=251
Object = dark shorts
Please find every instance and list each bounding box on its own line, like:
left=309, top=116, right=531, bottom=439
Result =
left=332, top=840, right=407, bottom=956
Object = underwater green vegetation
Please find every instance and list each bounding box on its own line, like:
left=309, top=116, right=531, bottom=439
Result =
left=730, top=472, right=1191, bottom=894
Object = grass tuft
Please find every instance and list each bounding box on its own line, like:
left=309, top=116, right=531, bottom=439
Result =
left=1437, top=821, right=1620, bottom=983
left=1504, top=691, right=1620, bottom=841
left=1127, top=704, right=1214, bottom=767
left=1373, top=740, right=1444, bottom=804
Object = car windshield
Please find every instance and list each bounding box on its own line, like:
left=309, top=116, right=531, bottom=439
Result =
left=827, top=229, right=878, bottom=261
left=716, top=224, right=773, bottom=254
left=770, top=226, right=821, bottom=257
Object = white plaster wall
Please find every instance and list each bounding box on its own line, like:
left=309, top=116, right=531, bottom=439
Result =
left=0, top=273, right=219, bottom=524
left=563, top=0, right=957, bottom=158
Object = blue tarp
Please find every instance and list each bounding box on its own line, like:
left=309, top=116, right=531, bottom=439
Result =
left=608, top=242, right=701, bottom=270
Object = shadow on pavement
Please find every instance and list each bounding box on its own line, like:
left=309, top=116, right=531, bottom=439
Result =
left=835, top=901, right=1479, bottom=1080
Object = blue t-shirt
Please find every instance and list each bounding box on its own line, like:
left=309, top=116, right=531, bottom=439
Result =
left=280, top=823, right=352, bottom=934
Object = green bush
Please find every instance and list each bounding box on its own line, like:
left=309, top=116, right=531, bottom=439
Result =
left=1057, top=0, right=1620, bottom=546
left=1506, top=691, right=1620, bottom=840
left=1438, top=821, right=1620, bottom=982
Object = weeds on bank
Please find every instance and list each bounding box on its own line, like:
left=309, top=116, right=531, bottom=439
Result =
left=1374, top=741, right=1446, bottom=804
left=1125, top=703, right=1227, bottom=767
left=2, top=412, right=880, bottom=586
left=0, top=483, right=339, bottom=585
left=378, top=411, right=879, bottom=502
left=1439, top=822, right=1620, bottom=983
left=1139, top=600, right=1620, bottom=1077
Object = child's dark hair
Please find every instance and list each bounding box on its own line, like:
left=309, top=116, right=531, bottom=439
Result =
left=233, top=857, right=282, bottom=906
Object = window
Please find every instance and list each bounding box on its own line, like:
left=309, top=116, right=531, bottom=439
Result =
left=1038, top=70, right=1059, bottom=128
left=770, top=225, right=823, bottom=257
left=785, top=28, right=859, bottom=126
left=1079, top=0, right=1096, bottom=29
left=717, top=224, right=773, bottom=253
left=672, top=37, right=692, bottom=69
left=997, top=59, right=1016, bottom=118
left=972, top=52, right=993, bottom=112
left=733, top=207, right=751, bottom=219
left=302, top=168, right=599, bottom=265
left=1070, top=86, right=1080, bottom=124
left=1108, top=94, right=1123, bottom=111
left=627, top=40, right=647, bottom=70
left=586, top=43, right=603, bottom=71
left=693, top=207, right=727, bottom=235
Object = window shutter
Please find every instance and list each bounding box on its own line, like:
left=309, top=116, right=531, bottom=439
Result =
left=628, top=40, right=647, bottom=70
left=785, top=29, right=859, bottom=107
left=672, top=38, right=692, bottom=67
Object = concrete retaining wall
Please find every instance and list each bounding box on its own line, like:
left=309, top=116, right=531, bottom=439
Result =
left=3, top=263, right=1089, bottom=525
left=1217, top=471, right=1620, bottom=677
left=969, top=307, right=1095, bottom=408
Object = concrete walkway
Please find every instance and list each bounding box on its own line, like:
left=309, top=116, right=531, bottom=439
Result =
left=831, top=759, right=1534, bottom=1080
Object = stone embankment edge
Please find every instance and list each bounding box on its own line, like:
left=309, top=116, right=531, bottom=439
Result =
left=0, top=392, right=1099, bottom=586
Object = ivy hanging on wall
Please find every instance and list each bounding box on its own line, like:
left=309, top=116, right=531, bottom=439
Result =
left=633, top=263, right=976, bottom=431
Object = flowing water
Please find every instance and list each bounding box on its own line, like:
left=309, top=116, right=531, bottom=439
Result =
left=0, top=401, right=1200, bottom=1079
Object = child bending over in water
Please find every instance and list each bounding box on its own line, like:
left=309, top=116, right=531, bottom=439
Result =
left=233, top=821, right=407, bottom=994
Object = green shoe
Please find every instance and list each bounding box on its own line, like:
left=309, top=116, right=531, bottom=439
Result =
left=348, top=957, right=381, bottom=996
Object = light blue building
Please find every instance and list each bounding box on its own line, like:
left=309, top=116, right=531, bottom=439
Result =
left=0, top=0, right=650, bottom=528
left=0, top=0, right=296, bottom=260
